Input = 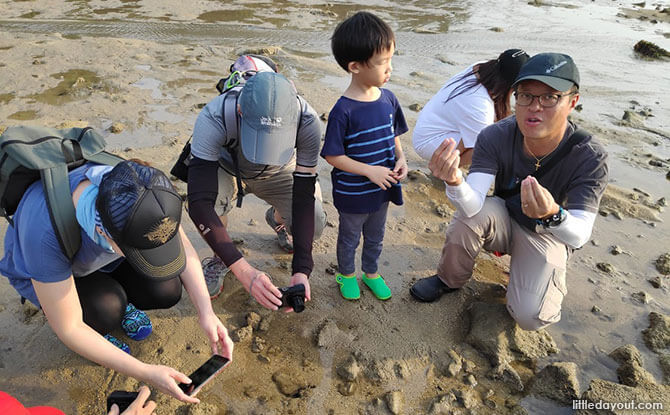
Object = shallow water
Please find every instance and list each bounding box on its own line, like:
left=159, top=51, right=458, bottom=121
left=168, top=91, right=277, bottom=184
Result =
left=7, top=109, right=39, bottom=120
left=2, top=1, right=667, bottom=129
left=28, top=69, right=111, bottom=105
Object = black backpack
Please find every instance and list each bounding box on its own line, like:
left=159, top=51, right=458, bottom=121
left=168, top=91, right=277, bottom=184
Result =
left=0, top=126, right=124, bottom=259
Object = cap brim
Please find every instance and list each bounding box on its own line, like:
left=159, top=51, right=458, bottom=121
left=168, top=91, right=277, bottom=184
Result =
left=120, top=232, right=186, bottom=280
left=513, top=75, right=575, bottom=92
left=239, top=118, right=296, bottom=165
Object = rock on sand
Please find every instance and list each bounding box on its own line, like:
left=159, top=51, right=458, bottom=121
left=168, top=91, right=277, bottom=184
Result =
left=529, top=362, right=581, bottom=405
left=642, top=312, right=670, bottom=353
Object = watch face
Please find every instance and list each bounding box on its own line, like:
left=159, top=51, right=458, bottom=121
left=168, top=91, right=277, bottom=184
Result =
left=543, top=207, right=565, bottom=228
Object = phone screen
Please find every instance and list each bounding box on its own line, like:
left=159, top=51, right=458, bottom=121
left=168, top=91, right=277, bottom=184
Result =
left=178, top=354, right=230, bottom=396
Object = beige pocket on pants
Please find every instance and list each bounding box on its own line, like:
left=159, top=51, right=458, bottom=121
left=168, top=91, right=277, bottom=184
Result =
left=537, top=268, right=567, bottom=323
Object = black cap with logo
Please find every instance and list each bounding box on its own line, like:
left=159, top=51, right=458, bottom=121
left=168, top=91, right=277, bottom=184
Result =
left=512, top=52, right=580, bottom=92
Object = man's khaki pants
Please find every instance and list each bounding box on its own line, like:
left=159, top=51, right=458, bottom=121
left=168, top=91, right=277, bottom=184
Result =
left=438, top=197, right=568, bottom=331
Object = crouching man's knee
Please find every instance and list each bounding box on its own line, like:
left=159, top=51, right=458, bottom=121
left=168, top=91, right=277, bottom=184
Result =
left=306, top=180, right=327, bottom=240
left=507, top=303, right=559, bottom=331
left=313, top=200, right=327, bottom=239
left=506, top=288, right=564, bottom=331
left=506, top=265, right=567, bottom=331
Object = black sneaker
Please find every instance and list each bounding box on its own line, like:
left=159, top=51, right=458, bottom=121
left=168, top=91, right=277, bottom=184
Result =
left=409, top=275, right=458, bottom=302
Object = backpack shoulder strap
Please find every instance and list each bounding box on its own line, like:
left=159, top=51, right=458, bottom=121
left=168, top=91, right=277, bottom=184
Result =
left=41, top=164, right=80, bottom=260
left=54, top=137, right=123, bottom=259
left=296, top=95, right=303, bottom=141
left=222, top=88, right=241, bottom=149
left=220, top=88, right=245, bottom=207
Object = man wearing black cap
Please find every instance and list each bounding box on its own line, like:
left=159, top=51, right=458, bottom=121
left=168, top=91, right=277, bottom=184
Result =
left=410, top=53, right=608, bottom=331
left=187, top=70, right=326, bottom=310
left=0, top=160, right=233, bottom=402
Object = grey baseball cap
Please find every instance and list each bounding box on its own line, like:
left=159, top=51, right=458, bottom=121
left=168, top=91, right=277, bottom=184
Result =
left=512, top=52, right=580, bottom=92
left=238, top=72, right=299, bottom=166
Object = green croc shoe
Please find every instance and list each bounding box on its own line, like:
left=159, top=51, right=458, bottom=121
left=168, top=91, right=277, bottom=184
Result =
left=336, top=274, right=360, bottom=300
left=362, top=274, right=392, bottom=300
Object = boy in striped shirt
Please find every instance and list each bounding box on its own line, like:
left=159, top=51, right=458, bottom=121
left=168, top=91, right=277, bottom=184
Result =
left=321, top=11, right=408, bottom=300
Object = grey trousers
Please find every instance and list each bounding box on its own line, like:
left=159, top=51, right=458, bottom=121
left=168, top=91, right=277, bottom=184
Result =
left=214, top=160, right=327, bottom=239
left=438, top=197, right=568, bottom=331
left=336, top=202, right=389, bottom=276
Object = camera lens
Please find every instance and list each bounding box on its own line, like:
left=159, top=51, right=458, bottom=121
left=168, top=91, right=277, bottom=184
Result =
left=290, top=295, right=305, bottom=313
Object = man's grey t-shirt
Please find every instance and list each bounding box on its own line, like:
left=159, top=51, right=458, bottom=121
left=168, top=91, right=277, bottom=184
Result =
left=191, top=91, right=322, bottom=178
left=470, top=116, right=608, bottom=213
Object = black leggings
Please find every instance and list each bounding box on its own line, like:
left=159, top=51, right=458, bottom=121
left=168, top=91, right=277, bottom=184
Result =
left=74, top=260, right=182, bottom=334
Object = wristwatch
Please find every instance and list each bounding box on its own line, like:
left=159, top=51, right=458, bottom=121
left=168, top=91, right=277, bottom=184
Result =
left=541, top=206, right=566, bottom=228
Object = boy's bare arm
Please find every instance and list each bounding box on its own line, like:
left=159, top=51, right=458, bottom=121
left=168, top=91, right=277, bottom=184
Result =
left=393, top=136, right=408, bottom=181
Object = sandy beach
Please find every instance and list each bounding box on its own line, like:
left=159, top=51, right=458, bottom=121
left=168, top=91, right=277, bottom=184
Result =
left=0, top=1, right=669, bottom=414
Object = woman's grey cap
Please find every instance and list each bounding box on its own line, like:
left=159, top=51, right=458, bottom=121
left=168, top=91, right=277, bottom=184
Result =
left=512, top=52, right=579, bottom=92
left=238, top=72, right=299, bottom=166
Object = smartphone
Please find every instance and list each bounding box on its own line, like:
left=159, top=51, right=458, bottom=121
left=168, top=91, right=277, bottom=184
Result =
left=178, top=354, right=230, bottom=396
left=106, top=391, right=139, bottom=413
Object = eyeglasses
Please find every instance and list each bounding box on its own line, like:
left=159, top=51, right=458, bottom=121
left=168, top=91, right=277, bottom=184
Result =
left=514, top=91, right=575, bottom=108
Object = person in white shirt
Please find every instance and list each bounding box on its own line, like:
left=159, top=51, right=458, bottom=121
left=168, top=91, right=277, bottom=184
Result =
left=413, top=49, right=529, bottom=166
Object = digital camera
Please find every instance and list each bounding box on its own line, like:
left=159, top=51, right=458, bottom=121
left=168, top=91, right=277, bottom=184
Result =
left=278, top=283, right=306, bottom=313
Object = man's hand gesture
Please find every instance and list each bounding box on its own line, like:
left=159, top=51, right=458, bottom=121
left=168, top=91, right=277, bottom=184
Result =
left=520, top=176, right=559, bottom=219
left=429, top=138, right=462, bottom=186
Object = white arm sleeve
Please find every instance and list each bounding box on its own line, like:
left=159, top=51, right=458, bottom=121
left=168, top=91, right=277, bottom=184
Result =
left=444, top=170, right=597, bottom=248
left=548, top=209, right=596, bottom=249
left=445, top=172, right=494, bottom=217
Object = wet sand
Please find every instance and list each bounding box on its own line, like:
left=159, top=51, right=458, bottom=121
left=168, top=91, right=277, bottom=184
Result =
left=0, top=1, right=669, bottom=414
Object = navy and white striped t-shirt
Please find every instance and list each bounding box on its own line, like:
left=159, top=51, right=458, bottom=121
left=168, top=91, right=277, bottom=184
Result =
left=321, top=89, right=408, bottom=214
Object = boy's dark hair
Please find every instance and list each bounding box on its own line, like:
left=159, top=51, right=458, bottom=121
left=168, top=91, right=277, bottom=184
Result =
left=331, top=11, right=395, bottom=72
